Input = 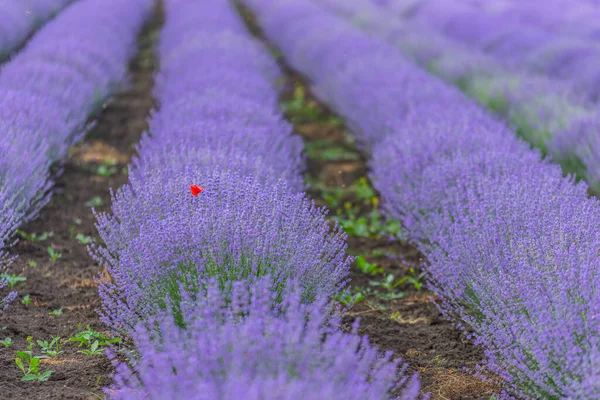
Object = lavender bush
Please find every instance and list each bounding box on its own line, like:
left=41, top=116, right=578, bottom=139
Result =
left=244, top=0, right=600, bottom=397
left=92, top=0, right=349, bottom=332
left=105, top=278, right=421, bottom=400
left=0, top=0, right=73, bottom=60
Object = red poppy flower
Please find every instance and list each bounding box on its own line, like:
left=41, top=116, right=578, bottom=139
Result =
left=190, top=184, right=203, bottom=196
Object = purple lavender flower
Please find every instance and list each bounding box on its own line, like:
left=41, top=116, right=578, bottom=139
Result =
left=105, top=278, right=421, bottom=400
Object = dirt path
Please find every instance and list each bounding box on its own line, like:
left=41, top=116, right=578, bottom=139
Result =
left=238, top=6, right=500, bottom=399
left=0, top=4, right=161, bottom=399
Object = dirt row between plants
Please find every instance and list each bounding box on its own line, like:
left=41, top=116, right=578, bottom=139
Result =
left=0, top=4, right=162, bottom=399
left=237, top=6, right=500, bottom=400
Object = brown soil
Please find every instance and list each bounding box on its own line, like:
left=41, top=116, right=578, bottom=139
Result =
left=0, top=4, right=161, bottom=399
left=237, top=6, right=501, bottom=399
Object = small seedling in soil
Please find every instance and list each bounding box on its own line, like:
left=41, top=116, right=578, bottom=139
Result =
left=37, top=336, right=62, bottom=357
left=27, top=259, right=37, bottom=268
left=307, top=180, right=346, bottom=208
left=81, top=340, right=103, bottom=355
left=368, top=275, right=406, bottom=301
left=334, top=289, right=366, bottom=306
left=355, top=177, right=376, bottom=201
left=75, top=233, right=93, bottom=245
left=355, top=256, right=383, bottom=276
left=93, top=157, right=118, bottom=177
left=15, top=337, right=53, bottom=382
left=85, top=196, right=103, bottom=207
left=17, top=230, right=54, bottom=242
left=68, top=326, right=121, bottom=356
left=49, top=308, right=63, bottom=317
left=308, top=177, right=404, bottom=238
left=370, top=274, right=404, bottom=291
left=47, top=247, right=62, bottom=262
left=281, top=84, right=322, bottom=123
left=304, top=139, right=360, bottom=162
left=22, top=295, right=31, bottom=305
left=396, top=267, right=426, bottom=291
left=334, top=205, right=403, bottom=238
left=0, top=274, right=27, bottom=288
left=433, top=355, right=447, bottom=366
left=0, top=337, right=13, bottom=348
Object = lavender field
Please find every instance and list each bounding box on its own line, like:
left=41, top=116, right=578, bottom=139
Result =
left=0, top=0, right=599, bottom=399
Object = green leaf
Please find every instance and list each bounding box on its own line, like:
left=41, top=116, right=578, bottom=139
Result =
left=75, top=233, right=93, bottom=244
left=21, top=374, right=38, bottom=381
left=100, top=337, right=121, bottom=346
left=356, top=256, right=367, bottom=269
left=38, top=370, right=53, bottom=382
left=29, top=357, right=40, bottom=370
left=15, top=357, right=25, bottom=373
left=85, top=196, right=103, bottom=208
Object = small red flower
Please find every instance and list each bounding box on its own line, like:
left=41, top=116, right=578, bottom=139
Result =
left=190, top=184, right=203, bottom=196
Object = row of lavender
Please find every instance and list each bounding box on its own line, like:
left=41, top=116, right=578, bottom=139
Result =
left=372, top=0, right=600, bottom=97
left=0, top=0, right=153, bottom=312
left=373, top=0, right=600, bottom=41
left=507, top=0, right=600, bottom=38
left=313, top=0, right=600, bottom=194
left=0, top=0, right=73, bottom=60
left=93, top=0, right=421, bottom=398
left=244, top=0, right=600, bottom=398
left=479, top=0, right=600, bottom=40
